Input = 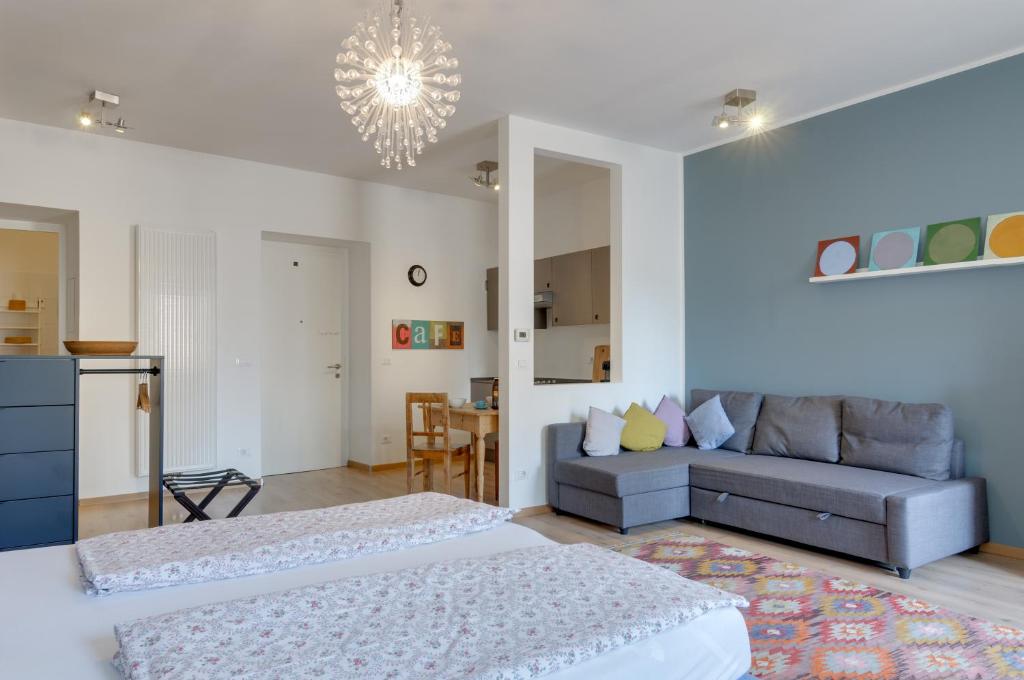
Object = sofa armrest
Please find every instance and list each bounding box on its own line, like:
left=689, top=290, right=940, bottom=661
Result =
left=886, top=477, right=988, bottom=569
left=544, top=422, right=586, bottom=507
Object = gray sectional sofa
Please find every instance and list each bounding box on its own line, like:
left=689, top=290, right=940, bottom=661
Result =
left=545, top=389, right=988, bottom=578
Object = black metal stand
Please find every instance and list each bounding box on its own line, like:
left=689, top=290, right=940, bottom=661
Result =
left=162, top=468, right=262, bottom=522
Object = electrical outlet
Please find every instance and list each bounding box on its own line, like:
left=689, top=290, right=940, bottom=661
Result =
left=513, top=469, right=527, bottom=481
left=382, top=357, right=392, bottom=366
left=381, top=435, right=392, bottom=445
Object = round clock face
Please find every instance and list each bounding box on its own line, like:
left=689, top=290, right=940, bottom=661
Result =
left=408, top=265, right=427, bottom=287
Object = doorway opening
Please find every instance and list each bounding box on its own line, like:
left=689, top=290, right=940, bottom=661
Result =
left=0, top=202, right=80, bottom=356
left=259, top=233, right=370, bottom=477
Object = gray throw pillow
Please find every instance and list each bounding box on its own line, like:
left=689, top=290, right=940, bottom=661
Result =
left=582, top=406, right=626, bottom=457
left=752, top=395, right=843, bottom=462
left=691, top=389, right=764, bottom=452
left=685, top=395, right=736, bottom=450
left=840, top=397, right=954, bottom=481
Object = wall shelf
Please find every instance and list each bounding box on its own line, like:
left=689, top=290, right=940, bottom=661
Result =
left=809, top=255, right=1024, bottom=284
left=0, top=308, right=40, bottom=314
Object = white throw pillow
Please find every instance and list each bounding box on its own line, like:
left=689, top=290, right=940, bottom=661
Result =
left=685, top=394, right=736, bottom=450
left=583, top=406, right=626, bottom=456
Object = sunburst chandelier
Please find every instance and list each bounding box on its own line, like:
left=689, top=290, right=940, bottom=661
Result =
left=334, top=0, right=461, bottom=170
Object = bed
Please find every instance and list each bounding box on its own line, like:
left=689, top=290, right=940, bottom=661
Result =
left=0, top=522, right=750, bottom=679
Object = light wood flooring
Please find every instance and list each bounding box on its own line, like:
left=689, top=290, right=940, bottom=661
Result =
left=79, top=464, right=1024, bottom=629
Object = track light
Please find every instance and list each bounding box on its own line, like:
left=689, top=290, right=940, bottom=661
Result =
left=711, top=88, right=767, bottom=133
left=471, top=160, right=499, bottom=191
left=76, top=90, right=132, bottom=134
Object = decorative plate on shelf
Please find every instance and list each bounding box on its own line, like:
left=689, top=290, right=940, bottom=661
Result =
left=63, top=341, right=138, bottom=356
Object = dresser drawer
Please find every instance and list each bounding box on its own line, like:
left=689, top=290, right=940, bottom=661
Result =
left=0, top=359, right=76, bottom=407
left=0, top=495, right=74, bottom=550
left=0, top=450, right=75, bottom=501
left=0, top=406, right=75, bottom=454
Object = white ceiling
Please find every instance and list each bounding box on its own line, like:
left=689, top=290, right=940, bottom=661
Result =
left=2, top=1, right=1023, bottom=203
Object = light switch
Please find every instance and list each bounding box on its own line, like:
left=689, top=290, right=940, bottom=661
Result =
left=514, top=328, right=530, bottom=342
left=516, top=359, right=528, bottom=369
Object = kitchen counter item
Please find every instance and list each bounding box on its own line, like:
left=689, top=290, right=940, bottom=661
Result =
left=4, top=336, right=32, bottom=344
left=449, top=397, right=467, bottom=408
left=63, top=341, right=138, bottom=356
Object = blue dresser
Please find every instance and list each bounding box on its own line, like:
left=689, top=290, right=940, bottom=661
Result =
left=0, top=357, right=78, bottom=550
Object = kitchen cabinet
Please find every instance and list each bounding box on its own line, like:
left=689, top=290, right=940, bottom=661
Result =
left=551, top=250, right=593, bottom=326
left=534, top=257, right=552, bottom=291
left=590, top=246, right=610, bottom=324
left=486, top=267, right=498, bottom=331
left=485, top=247, right=610, bottom=330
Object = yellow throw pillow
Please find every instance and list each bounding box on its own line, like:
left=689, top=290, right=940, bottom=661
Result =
left=620, top=402, right=667, bottom=452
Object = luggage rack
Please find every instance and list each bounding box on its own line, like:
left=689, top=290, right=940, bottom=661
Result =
left=162, top=468, right=262, bottom=522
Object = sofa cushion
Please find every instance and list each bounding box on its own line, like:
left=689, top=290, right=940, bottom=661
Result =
left=655, top=396, right=690, bottom=447
left=621, top=403, right=667, bottom=452
left=582, top=406, right=626, bottom=457
left=554, top=446, right=742, bottom=498
left=686, top=395, right=735, bottom=450
left=752, top=395, right=842, bottom=462
left=841, top=397, right=954, bottom=481
left=691, top=389, right=764, bottom=453
left=689, top=455, right=937, bottom=524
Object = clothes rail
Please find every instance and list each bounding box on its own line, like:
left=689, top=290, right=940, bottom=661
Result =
left=79, top=367, right=161, bottom=376
left=76, top=355, right=165, bottom=527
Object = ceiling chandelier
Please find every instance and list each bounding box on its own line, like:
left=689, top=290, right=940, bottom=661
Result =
left=711, top=88, right=765, bottom=132
left=335, top=0, right=461, bottom=170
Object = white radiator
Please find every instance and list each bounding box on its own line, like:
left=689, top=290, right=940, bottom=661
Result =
left=136, top=226, right=217, bottom=475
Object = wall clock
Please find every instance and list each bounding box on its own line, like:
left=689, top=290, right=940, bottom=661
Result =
left=408, top=265, right=427, bottom=287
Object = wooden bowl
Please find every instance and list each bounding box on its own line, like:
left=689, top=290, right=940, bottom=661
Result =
left=63, top=341, right=138, bottom=356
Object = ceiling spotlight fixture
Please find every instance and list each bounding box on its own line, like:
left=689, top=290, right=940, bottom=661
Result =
left=77, top=90, right=132, bottom=134
left=711, top=88, right=766, bottom=133
left=335, top=0, right=462, bottom=170
left=471, top=161, right=499, bottom=191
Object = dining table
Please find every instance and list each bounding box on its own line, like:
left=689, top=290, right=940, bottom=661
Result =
left=431, top=404, right=499, bottom=503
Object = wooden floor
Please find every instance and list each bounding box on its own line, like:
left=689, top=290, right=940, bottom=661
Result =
left=79, top=465, right=1024, bottom=629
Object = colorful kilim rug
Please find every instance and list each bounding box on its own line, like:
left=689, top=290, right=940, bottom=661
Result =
left=614, top=532, right=1024, bottom=679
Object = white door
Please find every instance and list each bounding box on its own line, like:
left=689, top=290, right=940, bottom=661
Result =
left=261, top=240, right=349, bottom=475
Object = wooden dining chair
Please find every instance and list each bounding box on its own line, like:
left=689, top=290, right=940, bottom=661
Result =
left=405, top=392, right=472, bottom=496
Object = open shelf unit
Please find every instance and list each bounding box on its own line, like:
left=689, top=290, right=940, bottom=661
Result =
left=0, top=307, right=42, bottom=355
left=809, top=255, right=1024, bottom=284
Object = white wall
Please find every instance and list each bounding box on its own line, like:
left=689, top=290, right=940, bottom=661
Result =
left=0, top=117, right=497, bottom=497
left=534, top=172, right=611, bottom=259
left=499, top=115, right=684, bottom=509
left=533, top=168, right=611, bottom=381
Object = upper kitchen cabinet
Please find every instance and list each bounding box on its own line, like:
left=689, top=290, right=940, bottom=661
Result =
left=486, top=266, right=498, bottom=331
left=551, top=250, right=593, bottom=327
left=590, top=246, right=610, bottom=324
left=534, top=257, right=552, bottom=292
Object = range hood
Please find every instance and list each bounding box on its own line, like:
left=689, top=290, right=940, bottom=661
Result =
left=533, top=291, right=554, bottom=308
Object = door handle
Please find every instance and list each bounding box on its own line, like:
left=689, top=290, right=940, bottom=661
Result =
left=327, top=363, right=342, bottom=370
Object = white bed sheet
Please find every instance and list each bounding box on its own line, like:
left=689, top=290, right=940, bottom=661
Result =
left=0, top=523, right=749, bottom=680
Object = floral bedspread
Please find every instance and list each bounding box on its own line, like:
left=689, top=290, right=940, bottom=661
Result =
left=78, top=492, right=514, bottom=596
left=113, top=542, right=747, bottom=679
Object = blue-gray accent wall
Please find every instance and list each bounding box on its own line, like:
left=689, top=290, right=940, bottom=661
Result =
left=684, top=53, right=1024, bottom=547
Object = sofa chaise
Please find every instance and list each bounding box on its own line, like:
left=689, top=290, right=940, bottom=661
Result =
left=545, top=389, right=988, bottom=578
